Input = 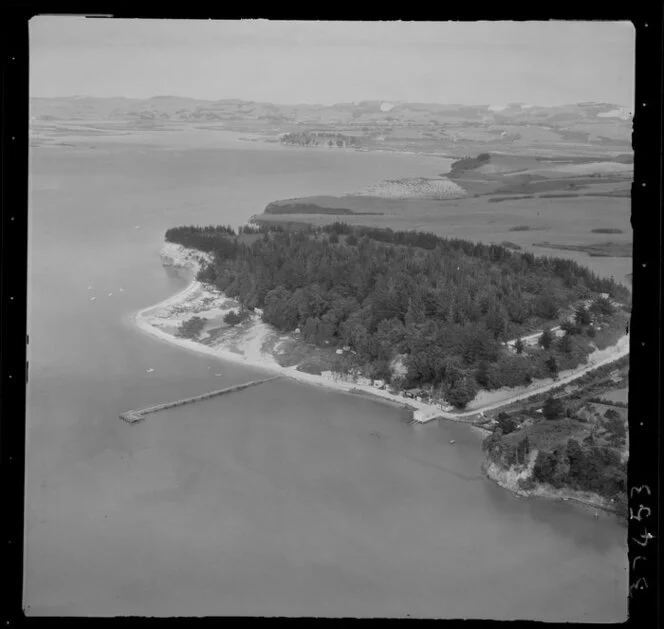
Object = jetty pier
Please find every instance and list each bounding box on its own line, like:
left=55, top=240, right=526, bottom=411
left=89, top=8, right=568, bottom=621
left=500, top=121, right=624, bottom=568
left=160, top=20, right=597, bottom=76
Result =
left=119, top=376, right=281, bottom=424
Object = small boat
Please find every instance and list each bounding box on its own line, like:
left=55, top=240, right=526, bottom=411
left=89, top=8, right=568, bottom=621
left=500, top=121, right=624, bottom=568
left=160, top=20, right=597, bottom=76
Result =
left=134, top=225, right=141, bottom=230
left=449, top=439, right=456, bottom=444
left=214, top=373, right=223, bottom=376
left=90, top=297, right=96, bottom=302
left=87, top=286, right=92, bottom=290
left=108, top=293, right=113, bottom=297
left=119, top=288, right=124, bottom=292
left=146, top=368, right=155, bottom=373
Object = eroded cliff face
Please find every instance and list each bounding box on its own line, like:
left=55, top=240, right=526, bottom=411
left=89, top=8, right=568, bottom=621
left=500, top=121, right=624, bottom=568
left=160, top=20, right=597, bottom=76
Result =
left=482, top=438, right=619, bottom=514
left=160, top=242, right=212, bottom=273
left=482, top=450, right=539, bottom=496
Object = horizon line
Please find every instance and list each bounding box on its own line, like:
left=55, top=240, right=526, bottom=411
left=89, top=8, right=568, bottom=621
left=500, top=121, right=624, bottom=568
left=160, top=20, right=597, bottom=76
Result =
left=29, top=94, right=634, bottom=111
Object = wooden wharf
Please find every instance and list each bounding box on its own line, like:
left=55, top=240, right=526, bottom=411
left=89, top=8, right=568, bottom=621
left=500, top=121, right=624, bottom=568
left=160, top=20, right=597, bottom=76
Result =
left=119, top=376, right=281, bottom=424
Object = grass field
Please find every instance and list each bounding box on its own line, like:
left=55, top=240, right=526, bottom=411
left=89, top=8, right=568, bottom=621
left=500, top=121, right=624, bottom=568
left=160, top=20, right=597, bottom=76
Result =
left=254, top=192, right=631, bottom=280
left=532, top=241, right=632, bottom=258
left=255, top=151, right=632, bottom=282
left=502, top=418, right=588, bottom=451
left=597, top=387, right=629, bottom=404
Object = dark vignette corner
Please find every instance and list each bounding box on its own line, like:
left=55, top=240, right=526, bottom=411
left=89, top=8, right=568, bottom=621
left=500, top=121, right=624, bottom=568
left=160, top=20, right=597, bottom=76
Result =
left=1, top=5, right=30, bottom=629
left=0, top=4, right=661, bottom=629
left=627, top=8, right=663, bottom=629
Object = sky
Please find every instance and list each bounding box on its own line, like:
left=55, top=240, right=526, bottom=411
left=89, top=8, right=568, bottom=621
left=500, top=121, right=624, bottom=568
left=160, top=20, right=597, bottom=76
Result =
left=30, top=18, right=635, bottom=108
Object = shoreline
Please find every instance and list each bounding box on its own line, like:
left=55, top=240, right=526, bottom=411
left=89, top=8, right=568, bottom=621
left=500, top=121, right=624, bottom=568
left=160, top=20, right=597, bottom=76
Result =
left=481, top=459, right=623, bottom=519
left=134, top=244, right=630, bottom=426
left=132, top=242, right=629, bottom=517
left=262, top=136, right=456, bottom=162
left=134, top=287, right=449, bottom=421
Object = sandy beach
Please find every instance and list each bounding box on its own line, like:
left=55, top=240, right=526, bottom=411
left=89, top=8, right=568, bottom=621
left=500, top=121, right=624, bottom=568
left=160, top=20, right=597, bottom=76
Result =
left=134, top=243, right=630, bottom=424
left=134, top=278, right=435, bottom=419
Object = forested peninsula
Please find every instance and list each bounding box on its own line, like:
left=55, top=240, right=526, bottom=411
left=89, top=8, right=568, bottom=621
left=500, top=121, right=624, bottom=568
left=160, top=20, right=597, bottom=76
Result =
left=164, top=222, right=630, bottom=410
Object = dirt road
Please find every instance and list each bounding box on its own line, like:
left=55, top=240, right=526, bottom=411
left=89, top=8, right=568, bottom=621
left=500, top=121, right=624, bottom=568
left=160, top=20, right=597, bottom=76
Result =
left=420, top=334, right=630, bottom=423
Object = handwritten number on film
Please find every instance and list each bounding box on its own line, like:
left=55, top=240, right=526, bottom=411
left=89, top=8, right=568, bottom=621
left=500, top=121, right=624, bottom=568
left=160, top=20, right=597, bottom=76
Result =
left=629, top=486, right=653, bottom=597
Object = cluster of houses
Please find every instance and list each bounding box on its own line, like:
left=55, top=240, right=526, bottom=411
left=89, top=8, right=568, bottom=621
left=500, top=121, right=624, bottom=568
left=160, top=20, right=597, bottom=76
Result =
left=504, top=326, right=564, bottom=351
left=403, top=387, right=427, bottom=400
left=504, top=294, right=622, bottom=353
left=322, top=361, right=457, bottom=411
left=552, top=383, right=580, bottom=399
left=609, top=369, right=622, bottom=384
left=401, top=387, right=455, bottom=412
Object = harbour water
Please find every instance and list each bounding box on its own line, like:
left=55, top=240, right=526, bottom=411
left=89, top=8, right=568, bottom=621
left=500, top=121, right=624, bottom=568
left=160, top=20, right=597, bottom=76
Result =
left=25, top=131, right=627, bottom=619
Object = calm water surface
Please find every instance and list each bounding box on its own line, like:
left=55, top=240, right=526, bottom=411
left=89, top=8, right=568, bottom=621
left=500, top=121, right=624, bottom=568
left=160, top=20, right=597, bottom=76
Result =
left=25, top=134, right=627, bottom=619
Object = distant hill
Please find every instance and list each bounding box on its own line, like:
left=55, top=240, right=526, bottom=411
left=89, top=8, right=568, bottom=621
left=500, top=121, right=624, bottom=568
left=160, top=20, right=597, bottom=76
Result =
left=30, top=96, right=632, bottom=148
left=30, top=97, right=634, bottom=158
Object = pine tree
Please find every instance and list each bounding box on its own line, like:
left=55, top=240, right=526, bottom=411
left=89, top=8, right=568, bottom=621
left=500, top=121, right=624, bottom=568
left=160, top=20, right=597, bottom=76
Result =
left=558, top=333, right=573, bottom=354
left=516, top=436, right=530, bottom=464
left=539, top=328, right=554, bottom=350
left=445, top=377, right=478, bottom=409
left=543, top=396, right=564, bottom=420
left=475, top=360, right=491, bottom=387
left=574, top=304, right=592, bottom=326
left=405, top=293, right=427, bottom=327
left=545, top=354, right=559, bottom=377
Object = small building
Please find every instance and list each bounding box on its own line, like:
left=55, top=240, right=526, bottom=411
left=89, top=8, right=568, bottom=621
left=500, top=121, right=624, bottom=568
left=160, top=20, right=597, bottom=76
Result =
left=373, top=379, right=385, bottom=388
left=600, top=293, right=610, bottom=299
left=294, top=328, right=301, bottom=334
left=342, top=345, right=351, bottom=352
left=336, top=349, right=344, bottom=355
